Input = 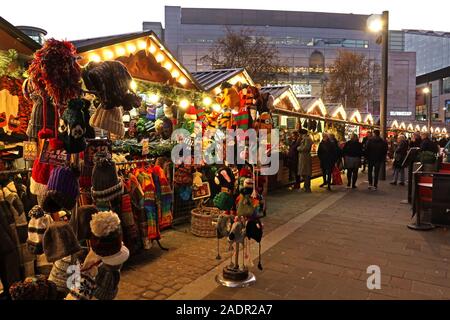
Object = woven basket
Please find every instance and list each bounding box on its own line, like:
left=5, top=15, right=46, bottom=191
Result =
left=191, top=207, right=221, bottom=238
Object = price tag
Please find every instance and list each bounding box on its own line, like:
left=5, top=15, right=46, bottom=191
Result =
left=23, top=141, right=38, bottom=161
left=85, top=139, right=112, bottom=167
left=142, top=138, right=149, bottom=156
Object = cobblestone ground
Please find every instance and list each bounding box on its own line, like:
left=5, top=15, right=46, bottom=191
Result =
left=204, top=171, right=450, bottom=300
left=116, top=178, right=331, bottom=300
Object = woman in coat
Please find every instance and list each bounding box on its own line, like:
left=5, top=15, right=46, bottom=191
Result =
left=343, top=134, right=363, bottom=189
left=317, top=133, right=337, bottom=191
left=391, top=134, right=408, bottom=185
left=297, top=129, right=313, bottom=193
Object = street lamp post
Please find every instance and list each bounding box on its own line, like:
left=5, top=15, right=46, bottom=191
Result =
left=368, top=11, right=389, bottom=180
left=423, top=85, right=432, bottom=132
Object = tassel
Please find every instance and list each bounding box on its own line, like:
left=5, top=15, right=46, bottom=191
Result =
left=257, top=242, right=263, bottom=271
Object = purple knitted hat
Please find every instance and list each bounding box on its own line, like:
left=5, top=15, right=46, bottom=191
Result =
left=42, top=167, right=80, bottom=213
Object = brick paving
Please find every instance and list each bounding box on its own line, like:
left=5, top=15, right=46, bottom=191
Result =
left=118, top=169, right=450, bottom=300
left=116, top=178, right=332, bottom=300
left=204, top=172, right=450, bottom=300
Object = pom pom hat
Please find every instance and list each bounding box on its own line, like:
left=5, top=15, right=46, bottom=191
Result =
left=43, top=221, right=81, bottom=262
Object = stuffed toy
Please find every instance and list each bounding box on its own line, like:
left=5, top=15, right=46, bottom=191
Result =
left=246, top=219, right=263, bottom=270
left=192, top=171, right=203, bottom=189
left=214, top=166, right=235, bottom=192
left=218, top=109, right=233, bottom=130
left=182, top=105, right=197, bottom=135
left=219, top=82, right=240, bottom=111
left=59, top=98, right=87, bottom=154
left=236, top=193, right=256, bottom=217
left=255, top=112, right=273, bottom=134
left=205, top=111, right=219, bottom=134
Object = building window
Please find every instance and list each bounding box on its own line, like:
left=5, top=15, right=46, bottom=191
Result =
left=443, top=77, right=450, bottom=94
left=416, top=105, right=427, bottom=121
left=446, top=100, right=450, bottom=124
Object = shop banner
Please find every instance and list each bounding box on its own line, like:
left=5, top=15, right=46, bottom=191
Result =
left=39, top=140, right=69, bottom=166
left=85, top=139, right=112, bottom=167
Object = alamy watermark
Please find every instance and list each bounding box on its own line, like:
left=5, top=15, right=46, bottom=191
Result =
left=171, top=125, right=280, bottom=176
left=366, top=265, right=381, bottom=290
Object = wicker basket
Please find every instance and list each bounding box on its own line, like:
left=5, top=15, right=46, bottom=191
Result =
left=191, top=207, right=222, bottom=238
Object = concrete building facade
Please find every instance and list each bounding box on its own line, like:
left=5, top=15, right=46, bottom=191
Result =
left=157, top=6, right=417, bottom=121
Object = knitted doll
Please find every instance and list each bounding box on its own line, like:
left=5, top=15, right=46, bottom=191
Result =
left=27, top=205, right=53, bottom=255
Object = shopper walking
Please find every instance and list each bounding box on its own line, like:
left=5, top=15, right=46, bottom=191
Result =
left=343, top=133, right=363, bottom=189
left=297, top=129, right=313, bottom=193
left=420, top=132, right=440, bottom=154
left=318, top=133, right=337, bottom=191
left=390, top=134, right=408, bottom=185
left=365, top=130, right=388, bottom=191
left=361, top=132, right=373, bottom=172
left=287, top=131, right=301, bottom=190
left=410, top=132, right=422, bottom=148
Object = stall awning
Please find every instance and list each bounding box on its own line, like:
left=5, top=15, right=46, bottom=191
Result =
left=325, top=103, right=346, bottom=121
left=347, top=108, right=363, bottom=124
left=261, top=85, right=303, bottom=112
left=0, top=16, right=41, bottom=55
left=300, top=97, right=327, bottom=117
left=191, top=68, right=254, bottom=93
left=73, top=31, right=201, bottom=90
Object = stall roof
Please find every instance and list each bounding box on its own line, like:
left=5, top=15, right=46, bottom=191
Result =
left=261, top=85, right=302, bottom=112
left=300, top=97, right=327, bottom=116
left=73, top=30, right=201, bottom=90
left=360, top=112, right=374, bottom=125
left=0, top=16, right=41, bottom=55
left=347, top=108, right=363, bottom=123
left=325, top=103, right=346, bottom=120
left=191, top=68, right=254, bottom=92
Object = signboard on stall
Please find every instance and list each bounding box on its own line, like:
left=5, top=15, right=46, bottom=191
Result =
left=39, top=140, right=69, bottom=166
left=23, top=141, right=38, bottom=161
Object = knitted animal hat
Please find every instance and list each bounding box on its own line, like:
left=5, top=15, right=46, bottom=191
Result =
left=27, top=205, right=53, bottom=255
left=43, top=221, right=81, bottom=262
left=246, top=219, right=263, bottom=270
left=184, top=105, right=197, bottom=121
left=91, top=152, right=123, bottom=203
left=214, top=166, right=235, bottom=191
left=90, top=211, right=129, bottom=266
left=228, top=218, right=245, bottom=244
left=9, top=275, right=58, bottom=300
left=213, top=191, right=234, bottom=211
left=59, top=99, right=87, bottom=154
left=89, top=106, right=125, bottom=138
left=42, top=166, right=80, bottom=213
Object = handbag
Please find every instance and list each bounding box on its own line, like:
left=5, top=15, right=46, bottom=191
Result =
left=332, top=166, right=343, bottom=185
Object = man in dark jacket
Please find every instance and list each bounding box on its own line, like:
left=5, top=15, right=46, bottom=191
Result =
left=409, top=132, right=422, bottom=148
left=390, top=134, right=408, bottom=185
left=361, top=132, right=373, bottom=172
left=343, top=134, right=363, bottom=188
left=287, top=131, right=300, bottom=190
left=318, top=133, right=338, bottom=191
left=365, top=130, right=388, bottom=190
left=420, top=133, right=440, bottom=154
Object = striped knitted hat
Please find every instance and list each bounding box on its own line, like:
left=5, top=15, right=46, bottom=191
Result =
left=91, top=152, right=123, bottom=203
left=27, top=205, right=53, bottom=255
left=42, top=166, right=80, bottom=212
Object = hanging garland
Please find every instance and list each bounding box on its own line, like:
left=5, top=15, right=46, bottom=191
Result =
left=0, top=49, right=25, bottom=79
left=0, top=76, right=33, bottom=135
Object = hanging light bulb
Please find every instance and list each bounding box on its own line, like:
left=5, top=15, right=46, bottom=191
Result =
left=179, top=99, right=190, bottom=110
left=149, top=44, right=157, bottom=54
left=171, top=70, right=180, bottom=78
left=130, top=80, right=137, bottom=91
left=163, top=61, right=173, bottom=71
left=178, top=77, right=187, bottom=86
left=149, top=93, right=160, bottom=104
left=203, top=96, right=212, bottom=107
left=116, top=46, right=126, bottom=56
left=156, top=52, right=164, bottom=63
left=103, top=50, right=114, bottom=60
left=89, top=53, right=101, bottom=62
left=137, top=40, right=147, bottom=50
left=127, top=43, right=136, bottom=54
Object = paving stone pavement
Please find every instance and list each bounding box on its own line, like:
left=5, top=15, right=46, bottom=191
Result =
left=204, top=171, right=450, bottom=300
left=116, top=177, right=332, bottom=300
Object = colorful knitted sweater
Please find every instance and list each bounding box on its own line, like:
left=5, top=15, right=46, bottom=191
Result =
left=152, top=165, right=173, bottom=230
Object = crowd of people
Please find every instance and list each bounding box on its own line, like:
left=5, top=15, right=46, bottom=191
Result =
left=287, top=128, right=449, bottom=193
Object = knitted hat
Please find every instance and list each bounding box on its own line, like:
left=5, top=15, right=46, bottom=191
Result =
left=90, top=211, right=128, bottom=263
left=93, top=264, right=121, bottom=300
left=9, top=275, right=58, bottom=300
left=60, top=99, right=87, bottom=154
left=27, top=205, right=53, bottom=255
left=26, top=93, right=58, bottom=140
left=65, top=272, right=96, bottom=300
left=42, top=166, right=79, bottom=213
left=184, top=106, right=197, bottom=121
left=43, top=222, right=81, bottom=262
left=213, top=191, right=234, bottom=211
left=68, top=205, right=98, bottom=241
left=216, top=213, right=233, bottom=239
left=214, top=166, right=235, bottom=191
left=243, top=178, right=254, bottom=189
left=234, top=109, right=250, bottom=130
left=48, top=256, right=76, bottom=294
left=30, top=158, right=52, bottom=196
left=91, top=152, right=123, bottom=203
left=239, top=166, right=252, bottom=178
left=89, top=106, right=125, bottom=138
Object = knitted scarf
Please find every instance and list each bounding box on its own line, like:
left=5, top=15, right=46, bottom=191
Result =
left=152, top=165, right=173, bottom=230
left=138, top=171, right=159, bottom=240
